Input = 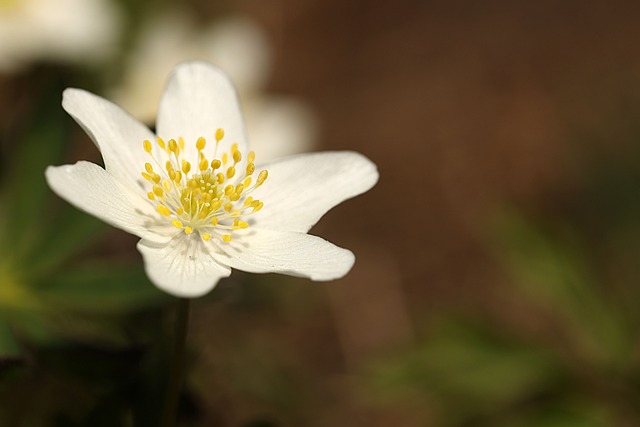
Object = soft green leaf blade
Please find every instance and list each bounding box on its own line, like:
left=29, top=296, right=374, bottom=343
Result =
left=492, top=211, right=631, bottom=366
left=39, top=262, right=170, bottom=313
left=4, top=76, right=70, bottom=257
left=0, top=318, right=21, bottom=359
left=366, top=319, right=560, bottom=423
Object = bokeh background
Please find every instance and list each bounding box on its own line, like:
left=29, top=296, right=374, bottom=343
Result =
left=2, top=0, right=640, bottom=426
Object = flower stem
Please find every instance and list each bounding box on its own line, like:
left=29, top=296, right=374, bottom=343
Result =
left=161, top=298, right=190, bottom=427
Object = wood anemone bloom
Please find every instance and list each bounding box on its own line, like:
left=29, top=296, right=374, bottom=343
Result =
left=46, top=61, right=378, bottom=297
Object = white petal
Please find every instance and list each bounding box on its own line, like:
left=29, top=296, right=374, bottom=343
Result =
left=137, top=234, right=231, bottom=297
left=218, top=228, right=355, bottom=281
left=156, top=61, right=248, bottom=162
left=62, top=88, right=155, bottom=191
left=251, top=151, right=379, bottom=232
left=45, top=161, right=168, bottom=242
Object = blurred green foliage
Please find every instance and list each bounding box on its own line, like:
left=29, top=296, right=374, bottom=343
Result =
left=0, top=67, right=172, bottom=425
left=364, top=150, right=640, bottom=426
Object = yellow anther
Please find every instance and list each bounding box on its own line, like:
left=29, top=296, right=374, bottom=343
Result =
left=143, top=136, right=266, bottom=240
left=233, top=150, right=242, bottom=164
left=168, top=138, right=179, bottom=153
left=257, top=170, right=268, bottom=185
left=182, top=160, right=191, bottom=174
left=196, top=136, right=206, bottom=151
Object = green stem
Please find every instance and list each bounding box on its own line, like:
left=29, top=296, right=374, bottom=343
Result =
left=161, top=298, right=190, bottom=427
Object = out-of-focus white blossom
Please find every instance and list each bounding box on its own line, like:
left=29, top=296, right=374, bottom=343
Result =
left=109, top=13, right=316, bottom=161
left=0, top=0, right=121, bottom=71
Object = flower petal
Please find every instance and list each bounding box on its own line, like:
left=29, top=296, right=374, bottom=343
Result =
left=62, top=88, right=155, bottom=191
left=156, top=61, right=248, bottom=162
left=137, top=234, right=231, bottom=297
left=251, top=151, right=378, bottom=232
left=45, top=161, right=169, bottom=242
left=218, top=228, right=355, bottom=281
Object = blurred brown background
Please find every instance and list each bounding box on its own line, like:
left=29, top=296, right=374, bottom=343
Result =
left=178, top=1, right=640, bottom=425
left=4, top=0, right=640, bottom=425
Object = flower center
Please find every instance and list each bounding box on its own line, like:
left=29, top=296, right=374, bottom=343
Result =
left=141, top=128, right=267, bottom=243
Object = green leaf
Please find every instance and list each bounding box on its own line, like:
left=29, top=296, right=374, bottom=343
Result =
left=492, top=211, right=631, bottom=366
left=24, top=205, right=106, bottom=276
left=4, top=77, right=70, bottom=258
left=0, top=318, right=21, bottom=359
left=39, top=262, right=169, bottom=313
left=367, top=319, right=560, bottom=422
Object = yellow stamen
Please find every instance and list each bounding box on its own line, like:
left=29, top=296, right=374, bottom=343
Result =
left=182, top=160, right=191, bottom=174
left=196, top=136, right=206, bottom=151
left=141, top=133, right=267, bottom=242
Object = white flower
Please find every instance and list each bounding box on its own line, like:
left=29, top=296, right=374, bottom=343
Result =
left=0, top=0, right=120, bottom=71
left=46, top=62, right=378, bottom=298
left=108, top=14, right=315, bottom=162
